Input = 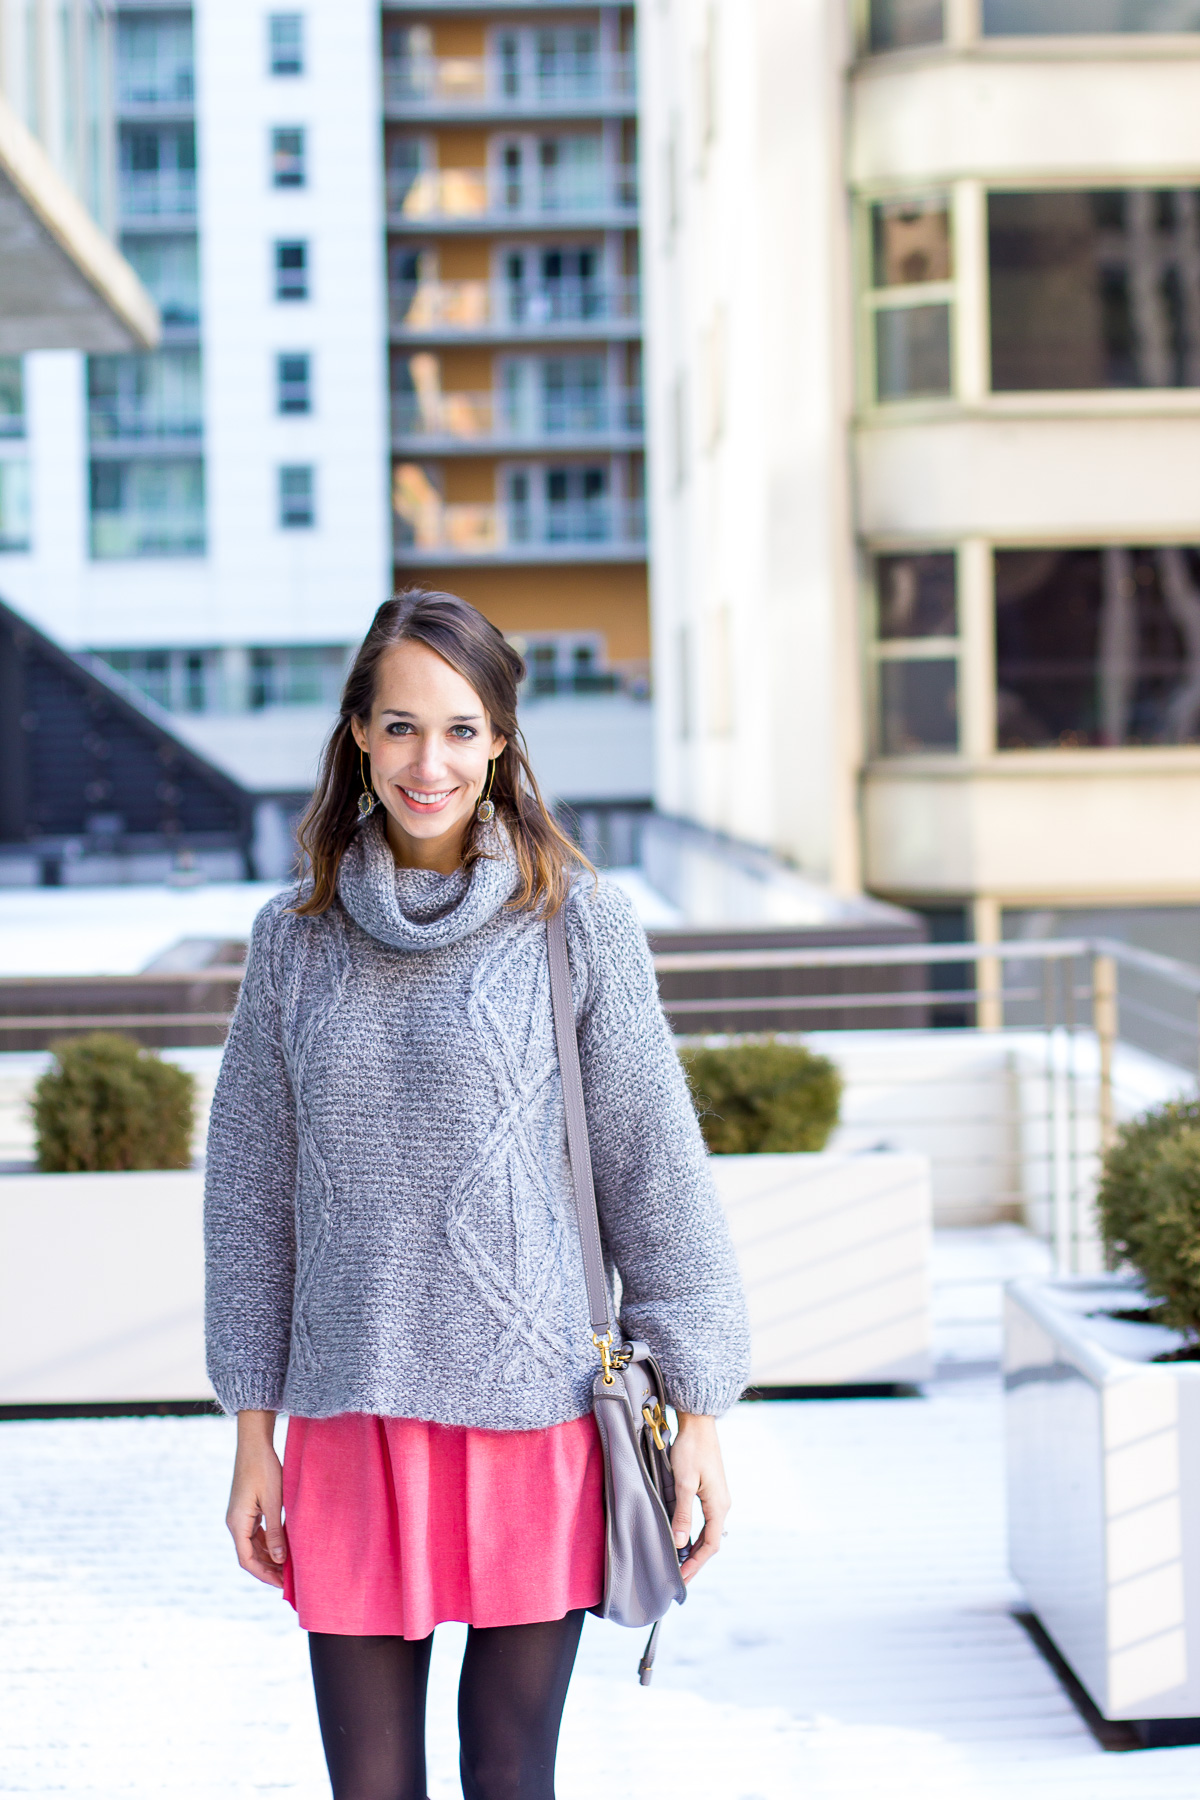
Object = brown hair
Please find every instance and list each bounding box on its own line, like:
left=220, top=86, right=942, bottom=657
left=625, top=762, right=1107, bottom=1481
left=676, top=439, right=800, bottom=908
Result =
left=293, top=588, right=590, bottom=917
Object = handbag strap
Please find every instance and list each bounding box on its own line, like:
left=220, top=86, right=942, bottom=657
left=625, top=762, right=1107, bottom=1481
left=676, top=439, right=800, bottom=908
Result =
left=546, top=905, right=613, bottom=1343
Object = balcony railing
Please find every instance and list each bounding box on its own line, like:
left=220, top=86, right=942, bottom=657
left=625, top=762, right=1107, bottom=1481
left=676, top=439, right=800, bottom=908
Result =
left=383, top=53, right=634, bottom=111
left=89, top=403, right=203, bottom=442
left=90, top=510, right=206, bottom=559
left=393, top=498, right=646, bottom=556
left=391, top=388, right=644, bottom=442
left=386, top=164, right=637, bottom=223
left=118, top=169, right=197, bottom=219
left=117, top=65, right=195, bottom=107
left=390, top=277, right=640, bottom=334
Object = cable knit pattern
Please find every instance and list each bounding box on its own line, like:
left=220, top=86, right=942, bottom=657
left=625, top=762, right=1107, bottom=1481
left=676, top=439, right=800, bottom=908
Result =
left=204, top=814, right=750, bottom=1427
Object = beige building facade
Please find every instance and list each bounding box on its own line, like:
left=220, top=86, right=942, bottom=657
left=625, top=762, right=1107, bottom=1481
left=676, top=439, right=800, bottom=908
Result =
left=640, top=0, right=1200, bottom=943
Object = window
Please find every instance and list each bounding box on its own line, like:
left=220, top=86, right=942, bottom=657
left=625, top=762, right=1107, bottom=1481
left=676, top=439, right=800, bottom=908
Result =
left=269, top=13, right=304, bottom=76
left=984, top=1, right=1200, bottom=32
left=499, top=356, right=606, bottom=435
left=276, top=353, right=311, bottom=413
left=868, top=0, right=944, bottom=51
left=116, top=14, right=193, bottom=105
left=989, top=190, right=1200, bottom=391
left=271, top=126, right=306, bottom=189
left=0, top=359, right=25, bottom=437
left=87, top=350, right=203, bottom=441
left=279, top=464, right=315, bottom=528
left=386, top=137, right=430, bottom=214
left=0, top=461, right=30, bottom=551
left=119, top=125, right=196, bottom=218
left=866, top=197, right=953, bottom=401
left=996, top=547, right=1200, bottom=749
left=871, top=553, right=960, bottom=754
left=121, top=236, right=200, bottom=327
left=275, top=240, right=308, bottom=301
left=89, top=459, right=205, bottom=559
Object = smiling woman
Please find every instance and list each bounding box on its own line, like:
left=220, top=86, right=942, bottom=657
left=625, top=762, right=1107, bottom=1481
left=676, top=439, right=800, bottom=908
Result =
left=203, top=586, right=750, bottom=1800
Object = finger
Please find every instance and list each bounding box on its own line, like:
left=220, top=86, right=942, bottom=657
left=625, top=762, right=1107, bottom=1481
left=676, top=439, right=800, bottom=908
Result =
left=671, top=1479, right=698, bottom=1549
left=228, top=1507, right=286, bottom=1587
left=679, top=1494, right=730, bottom=1583
left=248, top=1522, right=287, bottom=1588
left=262, top=1496, right=289, bottom=1567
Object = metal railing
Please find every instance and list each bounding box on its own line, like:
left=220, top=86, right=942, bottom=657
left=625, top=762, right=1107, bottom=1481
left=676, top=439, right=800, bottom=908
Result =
left=386, top=165, right=637, bottom=222
left=383, top=53, right=634, bottom=110
left=118, top=168, right=196, bottom=219
left=390, top=388, right=643, bottom=443
left=389, top=277, right=640, bottom=335
left=393, top=498, right=646, bottom=557
left=90, top=510, right=206, bottom=559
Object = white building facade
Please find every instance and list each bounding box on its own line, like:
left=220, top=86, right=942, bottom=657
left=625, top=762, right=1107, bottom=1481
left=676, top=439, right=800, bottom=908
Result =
left=0, top=0, right=390, bottom=794
left=641, top=0, right=1200, bottom=949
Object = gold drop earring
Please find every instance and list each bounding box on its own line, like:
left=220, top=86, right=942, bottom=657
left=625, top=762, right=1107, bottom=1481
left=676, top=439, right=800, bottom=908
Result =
left=357, top=748, right=376, bottom=820
left=476, top=758, right=496, bottom=823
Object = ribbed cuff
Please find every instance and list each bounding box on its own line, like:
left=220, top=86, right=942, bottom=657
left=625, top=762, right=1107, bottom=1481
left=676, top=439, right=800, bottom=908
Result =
left=665, top=1373, right=749, bottom=1419
left=208, top=1363, right=287, bottom=1417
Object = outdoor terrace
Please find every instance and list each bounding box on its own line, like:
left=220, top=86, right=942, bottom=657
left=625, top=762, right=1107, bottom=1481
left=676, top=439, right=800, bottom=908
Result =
left=389, top=276, right=641, bottom=341
left=390, top=385, right=643, bottom=451
left=386, top=166, right=638, bottom=229
left=382, top=52, right=635, bottom=118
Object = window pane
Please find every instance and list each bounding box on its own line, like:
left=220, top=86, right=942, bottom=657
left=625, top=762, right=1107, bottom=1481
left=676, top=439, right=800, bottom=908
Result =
left=875, top=304, right=952, bottom=399
left=279, top=464, right=315, bottom=527
left=877, top=660, right=959, bottom=753
left=869, top=0, right=944, bottom=50
left=872, top=199, right=952, bottom=286
left=995, top=546, right=1200, bottom=748
left=121, top=236, right=200, bottom=327
left=877, top=553, right=958, bottom=638
left=275, top=240, right=308, bottom=300
left=269, top=13, right=304, bottom=75
left=989, top=189, right=1200, bottom=390
left=0, top=358, right=24, bottom=436
left=277, top=353, right=311, bottom=413
left=984, top=1, right=1200, bottom=32
left=272, top=127, right=306, bottom=188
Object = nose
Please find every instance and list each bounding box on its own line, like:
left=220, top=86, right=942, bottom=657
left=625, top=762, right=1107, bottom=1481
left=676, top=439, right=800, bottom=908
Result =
left=403, top=736, right=454, bottom=786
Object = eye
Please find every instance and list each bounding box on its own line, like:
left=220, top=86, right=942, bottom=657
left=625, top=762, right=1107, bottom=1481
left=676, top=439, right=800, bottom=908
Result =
left=450, top=725, right=478, bottom=739
left=384, top=721, right=415, bottom=736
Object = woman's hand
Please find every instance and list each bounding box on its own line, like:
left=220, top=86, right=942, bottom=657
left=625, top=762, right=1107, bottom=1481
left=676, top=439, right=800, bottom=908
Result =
left=227, top=1409, right=288, bottom=1588
left=670, top=1412, right=731, bottom=1585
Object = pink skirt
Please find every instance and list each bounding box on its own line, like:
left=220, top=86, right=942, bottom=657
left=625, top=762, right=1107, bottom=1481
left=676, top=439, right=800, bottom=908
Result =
left=281, top=1411, right=606, bottom=1639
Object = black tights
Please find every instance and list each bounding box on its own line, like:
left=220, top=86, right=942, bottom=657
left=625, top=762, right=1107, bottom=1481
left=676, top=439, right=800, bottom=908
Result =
left=308, top=1611, right=585, bottom=1800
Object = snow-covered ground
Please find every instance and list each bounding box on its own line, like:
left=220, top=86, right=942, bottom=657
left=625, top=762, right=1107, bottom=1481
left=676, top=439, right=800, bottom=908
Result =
left=5, top=1368, right=1200, bottom=1797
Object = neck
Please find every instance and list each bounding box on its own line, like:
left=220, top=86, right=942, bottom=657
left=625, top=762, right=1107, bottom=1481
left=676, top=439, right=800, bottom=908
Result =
left=383, top=810, right=467, bottom=876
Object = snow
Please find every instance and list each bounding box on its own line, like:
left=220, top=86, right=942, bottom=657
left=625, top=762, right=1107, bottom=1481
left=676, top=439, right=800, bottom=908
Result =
left=0, top=883, right=286, bottom=977
left=6, top=1371, right=1200, bottom=1796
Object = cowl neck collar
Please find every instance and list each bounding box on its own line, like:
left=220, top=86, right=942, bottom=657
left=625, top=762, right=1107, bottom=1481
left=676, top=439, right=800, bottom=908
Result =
left=336, top=810, right=521, bottom=952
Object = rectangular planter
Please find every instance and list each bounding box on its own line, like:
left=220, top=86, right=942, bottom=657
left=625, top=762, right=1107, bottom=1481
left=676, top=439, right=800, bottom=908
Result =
left=0, top=1170, right=211, bottom=1404
left=713, top=1151, right=932, bottom=1387
left=1006, top=1275, right=1200, bottom=1723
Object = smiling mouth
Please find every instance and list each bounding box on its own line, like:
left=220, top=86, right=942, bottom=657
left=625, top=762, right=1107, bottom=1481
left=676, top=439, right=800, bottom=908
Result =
left=399, top=786, right=459, bottom=811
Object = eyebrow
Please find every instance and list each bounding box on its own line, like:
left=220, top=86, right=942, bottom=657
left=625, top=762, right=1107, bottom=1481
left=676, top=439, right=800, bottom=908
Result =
left=380, top=709, right=484, bottom=722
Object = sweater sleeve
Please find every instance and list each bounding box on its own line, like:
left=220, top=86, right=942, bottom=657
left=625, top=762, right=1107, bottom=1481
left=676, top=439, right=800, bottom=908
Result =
left=203, top=897, right=299, bottom=1415
left=568, top=881, right=751, bottom=1417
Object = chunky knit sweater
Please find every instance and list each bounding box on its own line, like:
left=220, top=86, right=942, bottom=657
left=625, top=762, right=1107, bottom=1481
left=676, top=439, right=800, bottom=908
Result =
left=204, top=815, right=750, bottom=1429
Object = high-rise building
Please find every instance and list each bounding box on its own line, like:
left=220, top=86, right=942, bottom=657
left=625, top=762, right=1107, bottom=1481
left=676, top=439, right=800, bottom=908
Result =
left=0, top=0, right=651, bottom=847
left=641, top=0, right=1200, bottom=957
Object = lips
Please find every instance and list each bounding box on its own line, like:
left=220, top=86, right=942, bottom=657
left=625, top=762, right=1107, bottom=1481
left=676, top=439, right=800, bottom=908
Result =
left=398, top=786, right=458, bottom=813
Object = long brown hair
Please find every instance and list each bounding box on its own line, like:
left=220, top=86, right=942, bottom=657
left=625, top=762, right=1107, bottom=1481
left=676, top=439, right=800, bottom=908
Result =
left=294, top=588, right=590, bottom=917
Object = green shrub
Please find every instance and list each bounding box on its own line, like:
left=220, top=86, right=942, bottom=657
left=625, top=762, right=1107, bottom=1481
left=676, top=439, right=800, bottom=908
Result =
left=33, top=1032, right=196, bottom=1173
left=679, top=1036, right=841, bottom=1155
left=1098, top=1098, right=1200, bottom=1263
left=1119, top=1129, right=1200, bottom=1340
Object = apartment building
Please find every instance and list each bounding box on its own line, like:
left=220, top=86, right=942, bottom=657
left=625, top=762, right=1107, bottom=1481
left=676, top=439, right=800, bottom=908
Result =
left=641, top=0, right=1200, bottom=953
left=382, top=0, right=652, bottom=800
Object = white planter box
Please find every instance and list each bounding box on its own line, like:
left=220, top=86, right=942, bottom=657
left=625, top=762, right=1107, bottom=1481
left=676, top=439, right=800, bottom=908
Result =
left=0, top=1170, right=212, bottom=1404
left=1006, top=1275, right=1200, bottom=1723
left=713, top=1151, right=932, bottom=1387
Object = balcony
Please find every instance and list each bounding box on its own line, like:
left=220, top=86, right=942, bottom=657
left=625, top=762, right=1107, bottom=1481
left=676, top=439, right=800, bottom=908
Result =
left=393, top=498, right=646, bottom=562
left=386, top=165, right=638, bottom=229
left=389, top=276, right=639, bottom=340
left=382, top=53, right=635, bottom=117
left=390, top=387, right=644, bottom=449
left=89, top=509, right=205, bottom=559
left=118, top=168, right=196, bottom=221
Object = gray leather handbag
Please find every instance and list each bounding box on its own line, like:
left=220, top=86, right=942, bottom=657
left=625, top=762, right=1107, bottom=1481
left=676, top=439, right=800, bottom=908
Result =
left=546, top=907, right=688, bottom=1685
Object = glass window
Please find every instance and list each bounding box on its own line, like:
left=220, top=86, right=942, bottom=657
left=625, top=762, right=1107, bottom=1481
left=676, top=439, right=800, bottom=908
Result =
left=0, top=461, right=31, bottom=551
left=121, top=236, right=200, bottom=328
left=868, top=0, right=944, bottom=51
left=278, top=465, right=315, bottom=528
left=119, top=125, right=196, bottom=218
left=871, top=553, right=960, bottom=755
left=996, top=546, right=1200, bottom=748
left=875, top=307, right=952, bottom=399
left=269, top=14, right=304, bottom=76
left=873, top=199, right=952, bottom=288
left=0, top=359, right=25, bottom=437
left=989, top=190, right=1200, bottom=390
left=275, top=240, right=308, bottom=301
left=272, top=127, right=307, bottom=189
left=276, top=352, right=311, bottom=414
left=984, top=1, right=1200, bottom=32
left=116, top=14, right=193, bottom=105
left=87, top=349, right=203, bottom=441
left=89, top=459, right=205, bottom=559
left=866, top=198, right=953, bottom=402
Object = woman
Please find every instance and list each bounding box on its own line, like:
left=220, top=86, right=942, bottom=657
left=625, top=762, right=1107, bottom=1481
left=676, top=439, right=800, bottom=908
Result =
left=205, top=589, right=750, bottom=1800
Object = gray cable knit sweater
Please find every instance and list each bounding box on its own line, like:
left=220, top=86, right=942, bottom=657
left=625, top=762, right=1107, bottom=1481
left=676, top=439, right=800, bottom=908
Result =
left=204, top=815, right=751, bottom=1429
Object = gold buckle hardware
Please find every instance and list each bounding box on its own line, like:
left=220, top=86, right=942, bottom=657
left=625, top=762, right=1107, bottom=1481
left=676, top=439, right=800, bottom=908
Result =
left=642, top=1401, right=668, bottom=1452
left=592, top=1331, right=632, bottom=1386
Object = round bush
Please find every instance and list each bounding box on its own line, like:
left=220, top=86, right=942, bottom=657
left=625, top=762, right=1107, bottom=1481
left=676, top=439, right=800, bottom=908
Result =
left=679, top=1037, right=841, bottom=1155
left=1120, top=1128, right=1200, bottom=1340
left=1098, top=1097, right=1200, bottom=1263
left=33, top=1032, right=196, bottom=1173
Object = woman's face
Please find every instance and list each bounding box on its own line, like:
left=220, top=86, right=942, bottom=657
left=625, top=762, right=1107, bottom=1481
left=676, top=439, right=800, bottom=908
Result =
left=351, top=639, right=507, bottom=870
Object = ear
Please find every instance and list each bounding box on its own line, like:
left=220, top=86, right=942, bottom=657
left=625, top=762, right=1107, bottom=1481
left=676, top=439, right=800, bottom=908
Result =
left=350, top=716, right=369, bottom=754
left=490, top=731, right=508, bottom=759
